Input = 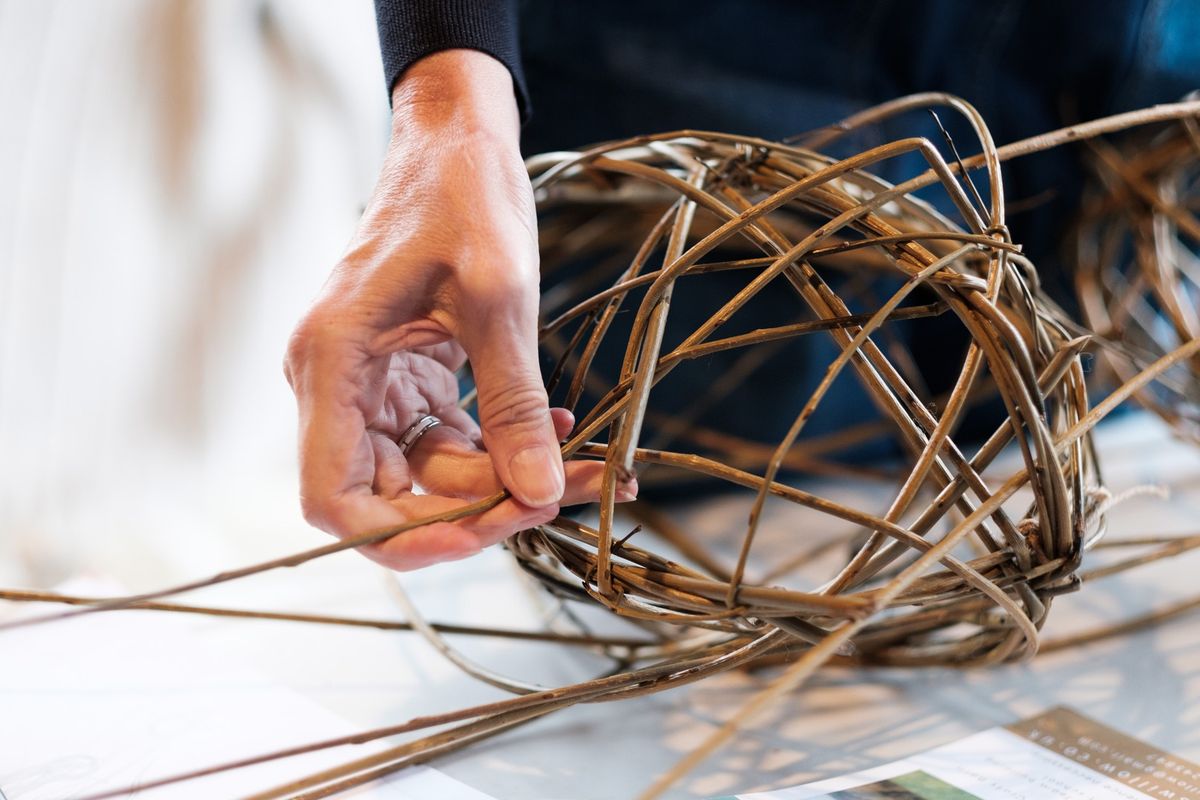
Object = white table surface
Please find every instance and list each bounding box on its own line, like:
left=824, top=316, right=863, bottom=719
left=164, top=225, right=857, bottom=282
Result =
left=4, top=412, right=1199, bottom=799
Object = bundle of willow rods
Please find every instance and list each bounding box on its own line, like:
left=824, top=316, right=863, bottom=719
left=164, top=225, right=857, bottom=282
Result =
left=2, top=94, right=1199, bottom=800
left=1074, top=109, right=1200, bottom=443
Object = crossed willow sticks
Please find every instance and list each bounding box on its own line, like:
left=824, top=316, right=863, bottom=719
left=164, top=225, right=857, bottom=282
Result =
left=1074, top=99, right=1200, bottom=443
left=2, top=93, right=1198, bottom=800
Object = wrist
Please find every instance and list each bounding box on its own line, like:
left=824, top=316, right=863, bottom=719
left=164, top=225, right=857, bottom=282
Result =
left=391, top=49, right=520, bottom=142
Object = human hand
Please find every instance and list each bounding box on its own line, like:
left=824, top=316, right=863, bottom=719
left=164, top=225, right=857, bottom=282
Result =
left=284, top=50, right=633, bottom=570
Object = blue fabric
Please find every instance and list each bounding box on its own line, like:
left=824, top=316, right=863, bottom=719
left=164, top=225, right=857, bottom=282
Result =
left=521, top=0, right=1199, bottom=269
left=519, top=1, right=1200, bottom=474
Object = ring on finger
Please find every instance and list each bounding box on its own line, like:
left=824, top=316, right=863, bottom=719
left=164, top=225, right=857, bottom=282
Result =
left=397, top=414, right=443, bottom=456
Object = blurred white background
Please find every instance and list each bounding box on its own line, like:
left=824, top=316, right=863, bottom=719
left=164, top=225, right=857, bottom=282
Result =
left=0, top=0, right=391, bottom=588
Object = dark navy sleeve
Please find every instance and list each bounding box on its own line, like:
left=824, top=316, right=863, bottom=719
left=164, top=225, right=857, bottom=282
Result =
left=373, top=0, right=530, bottom=121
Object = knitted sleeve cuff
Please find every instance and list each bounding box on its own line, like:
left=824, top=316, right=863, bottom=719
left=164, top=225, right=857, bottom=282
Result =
left=373, top=0, right=530, bottom=122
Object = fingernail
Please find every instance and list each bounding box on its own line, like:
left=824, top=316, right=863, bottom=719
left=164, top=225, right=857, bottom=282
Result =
left=616, top=477, right=639, bottom=502
left=508, top=445, right=565, bottom=506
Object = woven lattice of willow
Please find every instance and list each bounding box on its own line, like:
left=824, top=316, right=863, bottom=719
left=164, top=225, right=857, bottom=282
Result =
left=1074, top=107, right=1200, bottom=443
left=2, top=94, right=1200, bottom=800
left=518, top=102, right=1100, bottom=668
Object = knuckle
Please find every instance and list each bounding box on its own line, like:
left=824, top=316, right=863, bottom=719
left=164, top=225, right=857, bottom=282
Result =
left=299, top=490, right=360, bottom=540
left=479, top=384, right=550, bottom=434
left=463, top=270, right=536, bottom=313
left=298, top=491, right=331, bottom=531
left=285, top=314, right=324, bottom=365
left=285, top=310, right=353, bottom=367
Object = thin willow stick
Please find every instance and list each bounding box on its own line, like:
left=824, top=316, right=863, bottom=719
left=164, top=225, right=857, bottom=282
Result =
left=0, top=496, right=511, bottom=633
left=75, top=633, right=774, bottom=800
left=1040, top=595, right=1200, bottom=653
left=0, top=588, right=655, bottom=648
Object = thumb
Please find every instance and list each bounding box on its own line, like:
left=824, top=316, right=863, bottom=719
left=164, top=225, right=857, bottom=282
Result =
left=459, top=291, right=565, bottom=508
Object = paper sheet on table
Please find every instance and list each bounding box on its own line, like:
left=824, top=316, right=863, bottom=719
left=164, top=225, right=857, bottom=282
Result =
left=0, top=597, right=496, bottom=799
left=726, top=707, right=1200, bottom=800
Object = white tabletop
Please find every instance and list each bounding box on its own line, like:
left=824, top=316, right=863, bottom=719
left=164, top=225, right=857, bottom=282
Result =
left=4, top=411, right=1199, bottom=799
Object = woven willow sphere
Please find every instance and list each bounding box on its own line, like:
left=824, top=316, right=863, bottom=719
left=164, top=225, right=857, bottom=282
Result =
left=1074, top=119, right=1200, bottom=444
left=513, top=111, right=1104, bottom=667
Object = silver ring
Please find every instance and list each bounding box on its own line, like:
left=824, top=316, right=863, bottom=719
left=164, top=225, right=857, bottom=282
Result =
left=397, top=414, right=443, bottom=456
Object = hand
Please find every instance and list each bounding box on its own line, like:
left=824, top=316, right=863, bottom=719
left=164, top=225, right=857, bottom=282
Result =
left=284, top=50, right=633, bottom=571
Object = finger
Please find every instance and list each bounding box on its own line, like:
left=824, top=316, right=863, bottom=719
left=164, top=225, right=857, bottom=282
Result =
left=545, top=407, right=639, bottom=503
left=458, top=287, right=565, bottom=508
left=381, top=352, right=449, bottom=431
left=558, top=461, right=636, bottom=505
left=550, top=407, right=574, bottom=442
left=359, top=518, right=487, bottom=571
left=369, top=432, right=411, bottom=500
left=287, top=317, right=402, bottom=538
left=428, top=402, right=563, bottom=452
left=363, top=493, right=559, bottom=570
left=417, top=405, right=574, bottom=452
left=403, top=424, right=497, bottom=498
left=404, top=424, right=629, bottom=505
left=414, top=340, right=467, bottom=371
left=432, top=402, right=483, bottom=445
